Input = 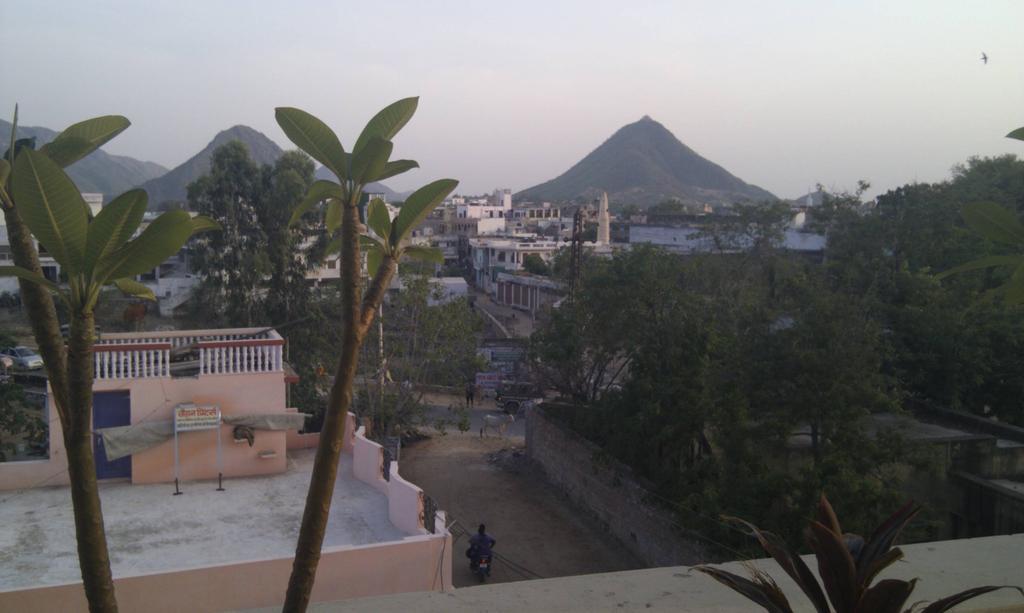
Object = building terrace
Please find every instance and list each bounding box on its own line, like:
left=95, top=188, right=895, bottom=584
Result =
left=1, top=414, right=453, bottom=612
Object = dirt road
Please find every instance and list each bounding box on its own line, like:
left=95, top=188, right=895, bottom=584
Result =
left=399, top=420, right=644, bottom=587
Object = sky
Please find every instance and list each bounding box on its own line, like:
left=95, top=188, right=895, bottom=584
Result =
left=2, top=0, right=1023, bottom=199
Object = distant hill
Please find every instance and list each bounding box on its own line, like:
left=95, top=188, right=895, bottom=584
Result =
left=0, top=119, right=167, bottom=201
left=516, top=116, right=775, bottom=207
left=313, top=165, right=405, bottom=201
left=139, top=125, right=285, bottom=207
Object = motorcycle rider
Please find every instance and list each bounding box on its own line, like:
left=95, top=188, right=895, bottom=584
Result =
left=467, top=523, right=496, bottom=571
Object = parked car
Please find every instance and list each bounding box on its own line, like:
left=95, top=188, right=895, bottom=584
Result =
left=1, top=346, right=44, bottom=370
left=494, top=380, right=544, bottom=415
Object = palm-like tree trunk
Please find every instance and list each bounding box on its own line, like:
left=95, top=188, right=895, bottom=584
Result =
left=2, top=207, right=119, bottom=612
left=66, top=311, right=118, bottom=611
left=283, top=194, right=397, bottom=611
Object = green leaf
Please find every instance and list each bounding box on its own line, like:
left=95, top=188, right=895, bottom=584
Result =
left=98, top=209, right=194, bottom=282
left=1006, top=127, right=1024, bottom=142
left=366, top=245, right=383, bottom=277
left=961, top=201, right=1024, bottom=245
left=190, top=215, right=221, bottom=234
left=393, top=179, right=458, bottom=243
left=360, top=234, right=383, bottom=250
left=0, top=159, right=10, bottom=187
left=373, top=159, right=418, bottom=182
left=326, top=236, right=385, bottom=260
left=40, top=115, right=131, bottom=168
left=366, top=198, right=391, bottom=244
left=935, top=255, right=1024, bottom=279
left=1004, top=262, right=1024, bottom=305
left=403, top=245, right=444, bottom=265
left=84, top=189, right=147, bottom=275
left=324, top=236, right=342, bottom=256
left=0, top=265, right=59, bottom=292
left=352, top=97, right=418, bottom=154
left=325, top=199, right=343, bottom=233
left=275, top=108, right=348, bottom=179
left=351, top=137, right=393, bottom=184
left=10, top=148, right=89, bottom=272
left=111, top=277, right=155, bottom=301
left=290, top=180, right=345, bottom=227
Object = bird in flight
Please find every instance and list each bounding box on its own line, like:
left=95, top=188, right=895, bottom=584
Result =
left=981, top=52, right=988, bottom=64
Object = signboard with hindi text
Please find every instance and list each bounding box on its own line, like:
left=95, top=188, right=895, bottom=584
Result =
left=476, top=372, right=501, bottom=389
left=174, top=404, right=221, bottom=432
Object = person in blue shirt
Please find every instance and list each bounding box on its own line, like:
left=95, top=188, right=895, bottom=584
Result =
left=468, top=523, right=496, bottom=560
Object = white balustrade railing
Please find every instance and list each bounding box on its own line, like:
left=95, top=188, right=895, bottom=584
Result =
left=198, top=340, right=283, bottom=376
left=92, top=328, right=285, bottom=380
left=93, top=345, right=171, bottom=380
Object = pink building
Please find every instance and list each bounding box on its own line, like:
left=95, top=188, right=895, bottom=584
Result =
left=0, top=327, right=452, bottom=611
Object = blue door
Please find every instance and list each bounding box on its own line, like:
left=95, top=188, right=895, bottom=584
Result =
left=93, top=391, right=131, bottom=479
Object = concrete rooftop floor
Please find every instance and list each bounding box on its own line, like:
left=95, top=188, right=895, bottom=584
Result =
left=0, top=449, right=403, bottom=590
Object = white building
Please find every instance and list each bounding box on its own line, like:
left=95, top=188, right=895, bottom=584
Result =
left=467, top=236, right=561, bottom=293
left=82, top=193, right=104, bottom=216
left=454, top=188, right=512, bottom=222
left=0, top=221, right=61, bottom=295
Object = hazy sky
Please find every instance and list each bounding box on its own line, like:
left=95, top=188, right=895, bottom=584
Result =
left=2, top=0, right=1022, bottom=199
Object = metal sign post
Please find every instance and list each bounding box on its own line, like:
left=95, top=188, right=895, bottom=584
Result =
left=172, top=404, right=223, bottom=495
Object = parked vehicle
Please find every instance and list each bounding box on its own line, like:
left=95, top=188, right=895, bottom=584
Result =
left=1, top=346, right=43, bottom=370
left=494, top=380, right=543, bottom=415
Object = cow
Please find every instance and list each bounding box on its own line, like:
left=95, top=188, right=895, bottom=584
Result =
left=480, top=413, right=515, bottom=438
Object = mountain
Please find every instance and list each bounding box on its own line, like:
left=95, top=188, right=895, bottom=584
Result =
left=139, top=125, right=284, bottom=206
left=313, top=165, right=405, bottom=201
left=0, top=119, right=167, bottom=201
left=516, top=116, right=775, bottom=207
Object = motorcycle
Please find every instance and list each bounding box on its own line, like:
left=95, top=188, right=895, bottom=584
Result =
left=469, top=553, right=492, bottom=582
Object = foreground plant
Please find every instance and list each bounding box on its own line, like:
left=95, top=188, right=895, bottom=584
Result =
left=274, top=98, right=456, bottom=611
left=0, top=109, right=216, bottom=612
left=696, top=495, right=1022, bottom=613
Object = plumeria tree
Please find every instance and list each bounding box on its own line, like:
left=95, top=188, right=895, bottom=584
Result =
left=0, top=108, right=216, bottom=613
left=274, top=98, right=456, bottom=611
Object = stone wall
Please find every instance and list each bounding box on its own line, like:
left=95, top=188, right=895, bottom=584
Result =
left=525, top=404, right=707, bottom=567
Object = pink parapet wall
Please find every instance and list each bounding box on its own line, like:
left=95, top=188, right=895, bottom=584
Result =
left=0, top=533, right=453, bottom=612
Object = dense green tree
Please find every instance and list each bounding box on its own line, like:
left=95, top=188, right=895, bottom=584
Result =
left=357, top=272, right=483, bottom=436
left=522, top=253, right=549, bottom=275
left=188, top=141, right=270, bottom=326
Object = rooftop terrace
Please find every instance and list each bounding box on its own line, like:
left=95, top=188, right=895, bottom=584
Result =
left=0, top=449, right=403, bottom=590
